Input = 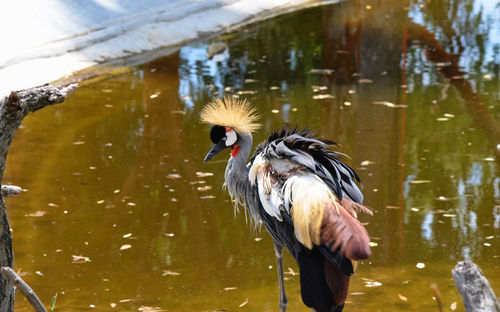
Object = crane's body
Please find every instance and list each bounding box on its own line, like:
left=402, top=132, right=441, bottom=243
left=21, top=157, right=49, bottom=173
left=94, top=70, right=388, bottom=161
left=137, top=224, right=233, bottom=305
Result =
left=202, top=97, right=372, bottom=312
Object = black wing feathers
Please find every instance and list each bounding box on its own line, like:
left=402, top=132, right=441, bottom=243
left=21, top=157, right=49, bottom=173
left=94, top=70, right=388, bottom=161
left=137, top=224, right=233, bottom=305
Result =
left=255, top=125, right=362, bottom=203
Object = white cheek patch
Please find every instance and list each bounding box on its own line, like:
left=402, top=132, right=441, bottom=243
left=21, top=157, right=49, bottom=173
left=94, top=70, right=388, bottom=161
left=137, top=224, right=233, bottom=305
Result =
left=225, top=129, right=237, bottom=146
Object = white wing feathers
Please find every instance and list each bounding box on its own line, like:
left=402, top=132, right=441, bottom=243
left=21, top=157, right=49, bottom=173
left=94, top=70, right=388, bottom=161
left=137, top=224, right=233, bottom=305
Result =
left=249, top=154, right=337, bottom=248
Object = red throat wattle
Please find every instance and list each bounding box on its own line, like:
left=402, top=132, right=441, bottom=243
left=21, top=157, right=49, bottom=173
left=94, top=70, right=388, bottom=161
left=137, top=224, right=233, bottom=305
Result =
left=231, top=145, right=240, bottom=157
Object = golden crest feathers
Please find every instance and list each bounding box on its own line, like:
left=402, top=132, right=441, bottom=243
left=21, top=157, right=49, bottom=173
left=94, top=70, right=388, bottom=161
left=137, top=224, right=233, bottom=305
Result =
left=200, top=96, right=261, bottom=134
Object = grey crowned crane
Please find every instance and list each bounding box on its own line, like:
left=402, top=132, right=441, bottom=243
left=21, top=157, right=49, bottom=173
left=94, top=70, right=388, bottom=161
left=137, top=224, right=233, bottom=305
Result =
left=201, top=97, right=372, bottom=312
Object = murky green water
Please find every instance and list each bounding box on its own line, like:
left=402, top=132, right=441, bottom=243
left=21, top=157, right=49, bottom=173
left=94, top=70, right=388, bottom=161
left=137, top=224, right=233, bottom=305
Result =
left=4, top=0, right=499, bottom=311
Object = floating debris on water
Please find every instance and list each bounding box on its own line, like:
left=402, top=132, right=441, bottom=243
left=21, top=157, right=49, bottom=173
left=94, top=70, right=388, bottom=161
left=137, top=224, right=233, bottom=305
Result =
left=197, top=186, right=212, bottom=192
left=238, top=298, right=249, bottom=308
left=200, top=195, right=215, bottom=199
left=372, top=101, right=407, bottom=108
left=72, top=255, right=91, bottom=264
left=311, top=85, right=328, bottom=92
left=308, top=69, right=334, bottom=75
left=224, top=287, right=237, bottom=291
left=362, top=278, right=382, bottom=287
left=196, top=172, right=213, bottom=178
left=312, top=94, right=334, bottom=100
left=28, top=210, right=47, bottom=217
left=162, top=270, right=181, bottom=276
left=416, top=262, right=425, bottom=269
left=410, top=180, right=431, bottom=184
left=358, top=78, right=373, bottom=84
left=360, top=160, right=375, bottom=166
left=120, top=244, right=132, bottom=251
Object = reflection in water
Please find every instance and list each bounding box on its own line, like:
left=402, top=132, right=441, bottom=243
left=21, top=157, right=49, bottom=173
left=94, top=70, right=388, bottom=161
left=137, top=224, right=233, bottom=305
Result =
left=3, top=0, right=500, bottom=311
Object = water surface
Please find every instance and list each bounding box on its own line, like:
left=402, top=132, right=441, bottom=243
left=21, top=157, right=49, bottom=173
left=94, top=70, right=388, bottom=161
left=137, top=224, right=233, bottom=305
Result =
left=4, top=0, right=500, bottom=311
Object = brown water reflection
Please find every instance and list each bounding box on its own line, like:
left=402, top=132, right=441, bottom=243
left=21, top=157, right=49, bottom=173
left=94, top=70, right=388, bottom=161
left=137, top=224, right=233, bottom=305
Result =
left=4, top=0, right=500, bottom=311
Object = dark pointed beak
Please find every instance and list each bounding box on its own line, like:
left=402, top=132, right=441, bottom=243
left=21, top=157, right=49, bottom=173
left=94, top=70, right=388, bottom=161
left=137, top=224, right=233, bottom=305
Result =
left=204, top=141, right=227, bottom=162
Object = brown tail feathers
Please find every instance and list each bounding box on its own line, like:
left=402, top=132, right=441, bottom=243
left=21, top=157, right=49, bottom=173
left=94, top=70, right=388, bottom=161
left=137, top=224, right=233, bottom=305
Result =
left=320, top=197, right=372, bottom=260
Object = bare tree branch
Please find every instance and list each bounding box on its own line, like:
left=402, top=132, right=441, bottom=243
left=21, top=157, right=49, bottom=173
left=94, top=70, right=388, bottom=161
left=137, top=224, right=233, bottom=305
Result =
left=0, top=186, right=21, bottom=198
left=1, top=268, right=47, bottom=312
left=452, top=261, right=500, bottom=312
left=0, top=83, right=77, bottom=312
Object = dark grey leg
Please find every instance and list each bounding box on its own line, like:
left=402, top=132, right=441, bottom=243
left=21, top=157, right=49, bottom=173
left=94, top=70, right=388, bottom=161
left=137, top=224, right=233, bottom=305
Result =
left=273, top=239, right=287, bottom=312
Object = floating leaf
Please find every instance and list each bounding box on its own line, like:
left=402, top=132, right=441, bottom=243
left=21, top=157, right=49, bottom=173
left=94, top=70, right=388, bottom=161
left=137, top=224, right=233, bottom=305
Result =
left=410, top=180, right=431, bottom=184
left=312, top=94, right=335, bottom=100
left=358, top=78, right=373, bottom=84
left=138, top=306, right=165, bottom=312
left=200, top=195, right=215, bottom=199
left=435, top=196, right=456, bottom=201
left=308, top=69, right=334, bottom=75
left=385, top=206, right=400, bottom=209
left=450, top=301, right=457, bottom=310
left=119, top=299, right=136, bottom=303
left=237, top=90, right=257, bottom=95
left=162, top=270, right=180, bottom=276
left=363, top=279, right=382, bottom=287
left=285, top=267, right=298, bottom=276
left=196, top=172, right=214, bottom=178
left=224, top=287, right=237, bottom=291
left=120, top=244, right=132, bottom=251
left=196, top=185, right=212, bottom=192
left=28, top=211, right=47, bottom=217
left=372, top=101, right=407, bottom=108
left=238, top=298, right=249, bottom=308
left=311, top=85, right=328, bottom=92
left=72, top=255, right=91, bottom=263
left=149, top=92, right=161, bottom=99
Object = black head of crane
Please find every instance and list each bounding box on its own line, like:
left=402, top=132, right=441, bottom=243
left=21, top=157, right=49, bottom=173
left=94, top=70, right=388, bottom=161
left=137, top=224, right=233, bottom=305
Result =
left=201, top=96, right=372, bottom=312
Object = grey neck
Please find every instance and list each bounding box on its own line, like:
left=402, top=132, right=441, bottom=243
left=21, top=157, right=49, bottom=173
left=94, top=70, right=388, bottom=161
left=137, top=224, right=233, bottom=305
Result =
left=224, top=133, right=260, bottom=225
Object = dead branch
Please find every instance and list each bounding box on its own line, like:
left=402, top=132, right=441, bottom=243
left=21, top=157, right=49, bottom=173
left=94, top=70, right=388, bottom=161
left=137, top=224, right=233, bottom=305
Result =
left=0, top=186, right=21, bottom=198
left=1, top=267, right=47, bottom=312
left=452, top=261, right=500, bottom=312
left=0, top=83, right=77, bottom=312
